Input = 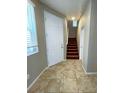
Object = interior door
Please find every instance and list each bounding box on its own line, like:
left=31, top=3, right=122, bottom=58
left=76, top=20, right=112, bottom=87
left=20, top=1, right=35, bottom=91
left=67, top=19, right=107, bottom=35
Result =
left=44, top=10, right=64, bottom=66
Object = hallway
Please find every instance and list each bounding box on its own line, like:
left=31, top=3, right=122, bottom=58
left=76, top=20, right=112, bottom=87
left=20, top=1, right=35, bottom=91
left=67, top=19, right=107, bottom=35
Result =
left=27, top=0, right=97, bottom=92
left=28, top=60, right=96, bottom=93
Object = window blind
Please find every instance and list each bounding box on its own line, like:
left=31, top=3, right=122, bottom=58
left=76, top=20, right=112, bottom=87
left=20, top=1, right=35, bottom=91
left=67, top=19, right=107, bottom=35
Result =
left=27, top=2, right=38, bottom=56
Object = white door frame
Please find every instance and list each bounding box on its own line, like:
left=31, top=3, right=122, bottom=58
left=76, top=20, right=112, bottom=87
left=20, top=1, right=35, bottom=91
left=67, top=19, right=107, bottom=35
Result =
left=80, top=27, right=84, bottom=60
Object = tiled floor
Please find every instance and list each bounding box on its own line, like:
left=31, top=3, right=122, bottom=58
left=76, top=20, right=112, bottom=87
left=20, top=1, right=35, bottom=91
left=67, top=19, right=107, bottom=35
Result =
left=28, top=60, right=97, bottom=93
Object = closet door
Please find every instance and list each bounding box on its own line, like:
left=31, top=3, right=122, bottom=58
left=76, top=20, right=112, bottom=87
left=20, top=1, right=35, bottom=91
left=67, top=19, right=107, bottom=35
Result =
left=44, top=10, right=64, bottom=66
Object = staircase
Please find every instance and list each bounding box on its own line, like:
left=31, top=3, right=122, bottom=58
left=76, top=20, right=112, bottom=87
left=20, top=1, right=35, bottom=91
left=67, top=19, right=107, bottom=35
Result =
left=66, top=38, right=79, bottom=59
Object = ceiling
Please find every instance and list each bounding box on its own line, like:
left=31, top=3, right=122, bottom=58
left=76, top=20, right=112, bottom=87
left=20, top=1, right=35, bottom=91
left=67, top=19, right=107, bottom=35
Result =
left=41, top=0, right=88, bottom=20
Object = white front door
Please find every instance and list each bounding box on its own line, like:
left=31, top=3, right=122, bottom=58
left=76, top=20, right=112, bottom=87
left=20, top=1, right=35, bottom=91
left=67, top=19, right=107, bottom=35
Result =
left=44, top=10, right=64, bottom=66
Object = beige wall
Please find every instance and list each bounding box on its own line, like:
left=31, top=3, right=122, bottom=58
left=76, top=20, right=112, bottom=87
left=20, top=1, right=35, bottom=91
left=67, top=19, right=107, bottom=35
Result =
left=27, top=0, right=67, bottom=87
left=87, top=0, right=97, bottom=72
left=64, top=19, right=68, bottom=58
left=77, top=0, right=97, bottom=73
left=77, top=0, right=91, bottom=71
left=27, top=0, right=48, bottom=87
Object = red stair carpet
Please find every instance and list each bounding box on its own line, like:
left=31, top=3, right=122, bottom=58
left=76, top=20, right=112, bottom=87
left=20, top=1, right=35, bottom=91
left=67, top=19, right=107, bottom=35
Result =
left=66, top=38, right=79, bottom=59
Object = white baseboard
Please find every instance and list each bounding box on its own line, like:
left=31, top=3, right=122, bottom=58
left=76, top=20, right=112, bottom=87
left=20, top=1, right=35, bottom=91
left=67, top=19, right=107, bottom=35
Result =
left=81, top=61, right=97, bottom=75
left=27, top=59, right=67, bottom=91
left=62, top=59, right=67, bottom=61
left=27, top=66, right=49, bottom=91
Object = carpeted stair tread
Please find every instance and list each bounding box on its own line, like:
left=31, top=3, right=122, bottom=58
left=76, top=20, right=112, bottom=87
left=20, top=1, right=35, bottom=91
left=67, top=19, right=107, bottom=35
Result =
left=66, top=38, right=79, bottom=59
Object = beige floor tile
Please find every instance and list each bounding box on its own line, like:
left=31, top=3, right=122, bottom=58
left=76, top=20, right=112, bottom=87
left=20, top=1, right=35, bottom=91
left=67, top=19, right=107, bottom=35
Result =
left=62, top=69, right=76, bottom=79
left=77, top=76, right=97, bottom=92
left=79, top=91, right=96, bottom=93
left=41, top=69, right=57, bottom=79
left=60, top=78, right=78, bottom=93
left=45, top=79, right=61, bottom=92
left=28, top=60, right=97, bottom=93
